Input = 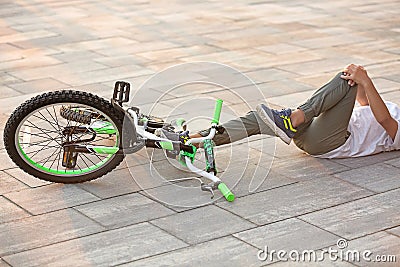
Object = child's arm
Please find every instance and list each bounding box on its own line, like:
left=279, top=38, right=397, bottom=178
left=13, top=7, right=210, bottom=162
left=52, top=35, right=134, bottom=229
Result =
left=341, top=64, right=398, bottom=140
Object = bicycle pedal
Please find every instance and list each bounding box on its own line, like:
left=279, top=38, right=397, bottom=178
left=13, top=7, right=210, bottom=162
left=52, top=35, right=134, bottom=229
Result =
left=113, top=81, right=130, bottom=105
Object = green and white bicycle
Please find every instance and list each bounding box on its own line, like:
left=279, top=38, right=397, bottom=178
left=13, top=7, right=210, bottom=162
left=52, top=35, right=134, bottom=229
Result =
left=4, top=81, right=235, bottom=202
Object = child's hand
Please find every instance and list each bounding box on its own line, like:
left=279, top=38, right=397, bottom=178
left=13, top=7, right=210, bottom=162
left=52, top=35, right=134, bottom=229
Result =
left=341, top=64, right=371, bottom=87
left=342, top=71, right=356, bottom=86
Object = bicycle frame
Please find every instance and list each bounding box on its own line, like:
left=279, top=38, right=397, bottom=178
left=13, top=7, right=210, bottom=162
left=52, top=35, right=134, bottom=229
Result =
left=63, top=82, right=235, bottom=202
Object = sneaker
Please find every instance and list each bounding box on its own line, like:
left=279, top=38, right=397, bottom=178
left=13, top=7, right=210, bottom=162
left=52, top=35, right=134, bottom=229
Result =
left=256, top=104, right=297, bottom=144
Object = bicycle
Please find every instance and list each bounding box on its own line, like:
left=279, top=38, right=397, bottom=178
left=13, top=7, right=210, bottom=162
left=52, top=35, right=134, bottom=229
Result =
left=3, top=81, right=235, bottom=202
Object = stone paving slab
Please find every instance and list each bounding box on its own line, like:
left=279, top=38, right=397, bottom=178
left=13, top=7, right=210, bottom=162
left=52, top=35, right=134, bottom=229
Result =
left=4, top=168, right=51, bottom=188
left=345, top=231, right=400, bottom=267
left=330, top=150, right=400, bottom=169
left=3, top=223, right=188, bottom=267
left=0, top=260, right=10, bottom=267
left=217, top=176, right=372, bottom=225
left=386, top=226, right=400, bottom=237
left=0, top=171, right=28, bottom=195
left=76, top=167, right=142, bottom=199
left=269, top=261, right=356, bottom=267
left=74, top=193, right=175, bottom=229
left=122, top=236, right=262, bottom=267
left=0, top=196, right=30, bottom=224
left=234, top=218, right=340, bottom=258
left=333, top=163, right=400, bottom=193
left=300, top=189, right=400, bottom=239
left=4, top=184, right=100, bottom=215
left=0, top=209, right=105, bottom=257
left=151, top=205, right=255, bottom=245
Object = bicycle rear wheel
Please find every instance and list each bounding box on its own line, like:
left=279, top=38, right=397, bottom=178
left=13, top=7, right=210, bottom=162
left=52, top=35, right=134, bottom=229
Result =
left=4, top=90, right=125, bottom=183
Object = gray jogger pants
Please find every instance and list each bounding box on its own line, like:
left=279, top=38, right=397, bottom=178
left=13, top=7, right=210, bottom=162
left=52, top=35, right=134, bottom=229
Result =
left=198, top=72, right=358, bottom=155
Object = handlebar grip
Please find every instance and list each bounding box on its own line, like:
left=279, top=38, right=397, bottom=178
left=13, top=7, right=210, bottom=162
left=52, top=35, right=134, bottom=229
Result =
left=211, top=99, right=223, bottom=124
left=218, top=182, right=235, bottom=202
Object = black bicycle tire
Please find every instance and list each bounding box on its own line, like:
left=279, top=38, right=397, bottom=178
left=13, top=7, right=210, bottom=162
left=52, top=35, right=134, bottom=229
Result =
left=4, top=90, right=125, bottom=183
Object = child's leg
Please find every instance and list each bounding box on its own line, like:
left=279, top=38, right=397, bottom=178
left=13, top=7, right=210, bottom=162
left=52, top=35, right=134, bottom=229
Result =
left=196, top=111, right=274, bottom=146
left=293, top=72, right=358, bottom=155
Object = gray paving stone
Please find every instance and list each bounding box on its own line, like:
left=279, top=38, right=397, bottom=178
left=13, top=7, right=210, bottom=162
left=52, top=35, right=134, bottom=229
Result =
left=279, top=58, right=355, bottom=76
left=235, top=218, right=339, bottom=250
left=0, top=208, right=104, bottom=257
left=54, top=64, right=153, bottom=86
left=235, top=218, right=340, bottom=264
left=259, top=78, right=315, bottom=98
left=77, top=167, right=141, bottom=199
left=217, top=177, right=372, bottom=225
left=7, top=78, right=70, bottom=94
left=387, top=226, right=400, bottom=237
left=1, top=0, right=400, bottom=265
left=122, top=236, right=262, bottom=267
left=9, top=60, right=108, bottom=81
left=0, top=171, right=28, bottom=195
left=0, top=196, right=30, bottom=224
left=151, top=205, right=255, bottom=245
left=0, top=86, right=22, bottom=99
left=52, top=50, right=104, bottom=63
left=0, top=30, right=57, bottom=44
left=218, top=162, right=297, bottom=199
left=344, top=231, right=400, bottom=267
left=0, top=259, right=10, bottom=267
left=0, top=55, right=61, bottom=72
left=4, top=168, right=51, bottom=188
left=266, top=90, right=315, bottom=109
left=214, top=143, right=274, bottom=172
left=333, top=163, right=400, bottom=193
left=271, top=154, right=350, bottom=181
left=0, top=151, right=17, bottom=170
left=385, top=158, right=400, bottom=168
left=300, top=189, right=400, bottom=239
left=5, top=184, right=100, bottom=215
left=75, top=193, right=175, bottom=229
left=3, top=222, right=187, bottom=267
left=0, top=93, right=40, bottom=115
left=331, top=150, right=400, bottom=169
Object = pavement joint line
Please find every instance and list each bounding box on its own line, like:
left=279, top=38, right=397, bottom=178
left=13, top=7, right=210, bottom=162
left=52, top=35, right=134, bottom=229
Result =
left=147, top=220, right=190, bottom=245
left=385, top=228, right=400, bottom=239
left=231, top=189, right=379, bottom=228
left=384, top=161, right=400, bottom=169
left=2, top=169, right=46, bottom=189
left=71, top=206, right=110, bottom=229
left=0, top=221, right=121, bottom=258
left=148, top=216, right=264, bottom=247
left=110, top=233, right=237, bottom=267
left=296, top=216, right=344, bottom=240
left=330, top=175, right=377, bottom=194
left=2, top=195, right=34, bottom=217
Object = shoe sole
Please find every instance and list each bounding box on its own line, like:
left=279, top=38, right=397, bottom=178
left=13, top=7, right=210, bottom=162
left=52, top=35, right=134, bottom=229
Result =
left=256, top=104, right=291, bottom=145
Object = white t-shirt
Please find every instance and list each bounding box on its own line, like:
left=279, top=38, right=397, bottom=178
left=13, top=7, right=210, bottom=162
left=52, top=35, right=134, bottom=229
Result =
left=315, top=101, right=400, bottom=159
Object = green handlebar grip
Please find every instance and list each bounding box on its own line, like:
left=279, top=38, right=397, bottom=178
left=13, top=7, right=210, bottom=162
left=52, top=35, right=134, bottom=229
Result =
left=218, top=183, right=235, bottom=202
left=211, top=99, right=223, bottom=124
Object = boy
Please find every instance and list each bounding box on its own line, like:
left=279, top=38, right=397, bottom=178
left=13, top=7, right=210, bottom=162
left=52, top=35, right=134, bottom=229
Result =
left=189, top=64, right=400, bottom=158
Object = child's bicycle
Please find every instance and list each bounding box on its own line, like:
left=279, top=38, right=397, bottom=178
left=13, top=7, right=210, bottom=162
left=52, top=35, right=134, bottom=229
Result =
left=3, top=81, right=235, bottom=202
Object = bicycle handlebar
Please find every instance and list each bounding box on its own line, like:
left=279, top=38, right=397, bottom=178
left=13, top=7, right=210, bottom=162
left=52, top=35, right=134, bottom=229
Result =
left=218, top=182, right=235, bottom=202
left=211, top=99, right=223, bottom=124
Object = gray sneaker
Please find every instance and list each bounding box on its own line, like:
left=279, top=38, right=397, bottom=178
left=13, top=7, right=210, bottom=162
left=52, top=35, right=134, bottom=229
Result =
left=256, top=104, right=297, bottom=144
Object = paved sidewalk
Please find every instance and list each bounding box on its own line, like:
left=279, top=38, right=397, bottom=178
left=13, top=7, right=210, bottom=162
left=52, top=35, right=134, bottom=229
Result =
left=1, top=0, right=399, bottom=266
